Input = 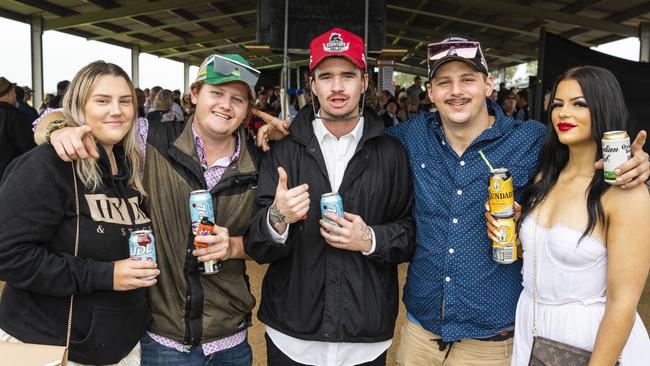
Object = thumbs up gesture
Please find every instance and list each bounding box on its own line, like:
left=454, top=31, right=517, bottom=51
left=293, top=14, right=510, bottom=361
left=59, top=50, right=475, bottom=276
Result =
left=269, top=167, right=310, bottom=231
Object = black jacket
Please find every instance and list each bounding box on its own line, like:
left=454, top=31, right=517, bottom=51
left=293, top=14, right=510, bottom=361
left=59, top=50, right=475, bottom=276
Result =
left=0, top=144, right=152, bottom=365
left=380, top=111, right=401, bottom=128
left=0, top=101, right=36, bottom=178
left=245, top=107, right=415, bottom=342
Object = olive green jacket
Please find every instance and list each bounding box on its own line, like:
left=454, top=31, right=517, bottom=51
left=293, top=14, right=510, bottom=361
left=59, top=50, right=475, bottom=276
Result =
left=143, top=116, right=259, bottom=346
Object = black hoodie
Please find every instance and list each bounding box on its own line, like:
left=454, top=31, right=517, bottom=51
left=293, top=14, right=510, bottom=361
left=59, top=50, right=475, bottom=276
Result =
left=0, top=143, right=152, bottom=365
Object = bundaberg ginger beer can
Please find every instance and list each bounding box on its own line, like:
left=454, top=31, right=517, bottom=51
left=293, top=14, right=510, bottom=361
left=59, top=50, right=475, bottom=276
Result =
left=488, top=168, right=514, bottom=218
left=492, top=218, right=517, bottom=264
left=602, top=131, right=631, bottom=184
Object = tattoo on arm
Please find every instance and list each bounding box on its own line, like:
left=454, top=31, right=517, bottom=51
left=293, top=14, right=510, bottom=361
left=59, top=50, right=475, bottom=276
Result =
left=269, top=203, right=287, bottom=226
left=361, top=225, right=372, bottom=241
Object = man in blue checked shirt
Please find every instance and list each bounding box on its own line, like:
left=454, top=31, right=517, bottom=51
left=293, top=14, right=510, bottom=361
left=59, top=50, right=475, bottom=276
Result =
left=253, top=35, right=650, bottom=365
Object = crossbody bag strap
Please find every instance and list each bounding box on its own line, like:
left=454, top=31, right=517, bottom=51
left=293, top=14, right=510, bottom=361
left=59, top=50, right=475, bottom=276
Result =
left=65, top=161, right=80, bottom=348
left=531, top=207, right=542, bottom=337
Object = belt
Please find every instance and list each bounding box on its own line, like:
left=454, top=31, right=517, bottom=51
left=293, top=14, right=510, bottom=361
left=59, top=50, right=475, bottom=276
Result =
left=477, top=329, right=515, bottom=342
left=433, top=329, right=514, bottom=355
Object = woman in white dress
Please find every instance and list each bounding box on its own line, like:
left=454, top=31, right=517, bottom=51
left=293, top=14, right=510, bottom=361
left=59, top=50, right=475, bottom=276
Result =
left=510, top=66, right=650, bottom=365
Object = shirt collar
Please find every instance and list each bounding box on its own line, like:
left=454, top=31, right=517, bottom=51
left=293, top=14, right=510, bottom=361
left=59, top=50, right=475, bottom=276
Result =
left=312, top=111, right=364, bottom=145
left=191, top=126, right=241, bottom=170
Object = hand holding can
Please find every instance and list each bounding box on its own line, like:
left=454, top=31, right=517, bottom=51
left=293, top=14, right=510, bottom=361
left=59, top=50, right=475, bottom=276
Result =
left=193, top=217, right=225, bottom=275
left=320, top=192, right=344, bottom=227
left=602, top=131, right=631, bottom=184
left=487, top=169, right=517, bottom=264
left=128, top=230, right=159, bottom=281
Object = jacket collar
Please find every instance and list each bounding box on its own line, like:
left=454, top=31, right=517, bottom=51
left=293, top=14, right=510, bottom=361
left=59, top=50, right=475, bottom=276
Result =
left=169, top=114, right=257, bottom=185
left=0, top=101, right=16, bottom=110
left=289, top=105, right=385, bottom=149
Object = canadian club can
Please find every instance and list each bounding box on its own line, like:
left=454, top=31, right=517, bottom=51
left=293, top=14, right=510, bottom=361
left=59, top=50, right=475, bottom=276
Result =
left=492, top=218, right=517, bottom=264
left=129, top=230, right=157, bottom=279
left=488, top=168, right=514, bottom=218
left=194, top=217, right=222, bottom=275
left=320, top=192, right=344, bottom=226
left=602, top=131, right=631, bottom=184
left=190, top=190, right=214, bottom=234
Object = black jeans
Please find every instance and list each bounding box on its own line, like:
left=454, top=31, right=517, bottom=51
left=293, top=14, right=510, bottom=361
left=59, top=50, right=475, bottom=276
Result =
left=265, top=332, right=387, bottom=366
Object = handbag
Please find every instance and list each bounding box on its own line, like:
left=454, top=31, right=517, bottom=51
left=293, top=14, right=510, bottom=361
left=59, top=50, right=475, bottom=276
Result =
left=527, top=209, right=619, bottom=366
left=0, top=162, right=80, bottom=366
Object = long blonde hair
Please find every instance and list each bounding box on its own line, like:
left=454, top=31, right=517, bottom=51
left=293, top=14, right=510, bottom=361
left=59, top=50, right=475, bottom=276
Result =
left=62, top=61, right=146, bottom=196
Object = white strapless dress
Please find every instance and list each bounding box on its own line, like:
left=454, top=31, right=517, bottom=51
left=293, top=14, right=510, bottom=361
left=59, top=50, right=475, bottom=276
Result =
left=511, top=217, right=650, bottom=365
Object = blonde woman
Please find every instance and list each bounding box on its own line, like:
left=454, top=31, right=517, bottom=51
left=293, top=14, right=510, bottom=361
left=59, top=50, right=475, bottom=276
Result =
left=0, top=61, right=158, bottom=365
left=147, top=89, right=182, bottom=123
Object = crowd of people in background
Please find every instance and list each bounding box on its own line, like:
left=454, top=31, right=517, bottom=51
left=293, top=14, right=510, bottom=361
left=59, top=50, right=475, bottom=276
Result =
left=3, top=70, right=539, bottom=161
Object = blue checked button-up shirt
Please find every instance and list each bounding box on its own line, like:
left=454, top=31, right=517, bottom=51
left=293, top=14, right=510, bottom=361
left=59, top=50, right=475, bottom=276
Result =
left=387, top=100, right=547, bottom=342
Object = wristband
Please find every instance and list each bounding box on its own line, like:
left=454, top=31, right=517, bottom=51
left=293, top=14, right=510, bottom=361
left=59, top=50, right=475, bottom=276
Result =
left=44, top=119, right=70, bottom=143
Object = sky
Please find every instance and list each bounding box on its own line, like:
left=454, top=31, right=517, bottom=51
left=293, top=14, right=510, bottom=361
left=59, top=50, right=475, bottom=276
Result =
left=0, top=17, right=198, bottom=94
left=0, top=16, right=642, bottom=96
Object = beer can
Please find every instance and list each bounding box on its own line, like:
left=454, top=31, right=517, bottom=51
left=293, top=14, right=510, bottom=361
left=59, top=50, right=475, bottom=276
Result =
left=492, top=218, right=517, bottom=264
left=488, top=168, right=514, bottom=218
left=602, top=131, right=631, bottom=184
left=194, top=217, right=223, bottom=275
left=129, top=230, right=157, bottom=279
left=190, top=189, right=214, bottom=235
left=320, top=192, right=344, bottom=226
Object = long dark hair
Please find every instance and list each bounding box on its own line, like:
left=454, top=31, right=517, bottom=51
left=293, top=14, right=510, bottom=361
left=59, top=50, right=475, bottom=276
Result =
left=519, top=66, right=630, bottom=240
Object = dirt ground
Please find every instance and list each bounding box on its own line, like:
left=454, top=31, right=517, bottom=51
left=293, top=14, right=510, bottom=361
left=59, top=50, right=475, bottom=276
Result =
left=1, top=263, right=649, bottom=365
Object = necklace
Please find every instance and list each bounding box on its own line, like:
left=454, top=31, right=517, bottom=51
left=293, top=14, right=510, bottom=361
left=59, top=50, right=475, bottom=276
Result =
left=557, top=173, right=594, bottom=187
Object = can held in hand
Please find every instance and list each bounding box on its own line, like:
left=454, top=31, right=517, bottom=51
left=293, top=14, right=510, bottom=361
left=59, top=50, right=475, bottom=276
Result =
left=321, top=192, right=344, bottom=226
left=492, top=218, right=517, bottom=264
left=190, top=189, right=214, bottom=235
left=194, top=217, right=222, bottom=275
left=129, top=230, right=157, bottom=279
left=488, top=168, right=514, bottom=218
left=602, top=131, right=631, bottom=184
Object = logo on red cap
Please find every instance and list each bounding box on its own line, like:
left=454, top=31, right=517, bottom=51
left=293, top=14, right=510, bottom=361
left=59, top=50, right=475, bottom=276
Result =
left=323, top=33, right=349, bottom=52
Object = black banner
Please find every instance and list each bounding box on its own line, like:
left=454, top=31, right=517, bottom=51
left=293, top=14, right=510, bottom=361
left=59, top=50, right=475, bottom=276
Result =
left=539, top=31, right=650, bottom=140
left=257, top=0, right=386, bottom=52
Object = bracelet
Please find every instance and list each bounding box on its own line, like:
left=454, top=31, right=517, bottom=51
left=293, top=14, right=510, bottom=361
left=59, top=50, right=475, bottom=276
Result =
left=44, top=119, right=70, bottom=143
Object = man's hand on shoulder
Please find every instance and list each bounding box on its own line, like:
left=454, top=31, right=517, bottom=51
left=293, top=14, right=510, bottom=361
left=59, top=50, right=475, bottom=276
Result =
left=252, top=108, right=290, bottom=152
left=49, top=125, right=99, bottom=161
left=34, top=110, right=99, bottom=161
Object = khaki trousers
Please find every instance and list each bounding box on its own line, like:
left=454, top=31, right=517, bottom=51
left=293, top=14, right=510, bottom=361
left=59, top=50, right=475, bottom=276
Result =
left=395, top=320, right=512, bottom=366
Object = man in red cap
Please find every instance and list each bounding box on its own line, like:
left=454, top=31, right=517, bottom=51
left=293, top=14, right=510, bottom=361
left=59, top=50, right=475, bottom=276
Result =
left=245, top=28, right=415, bottom=365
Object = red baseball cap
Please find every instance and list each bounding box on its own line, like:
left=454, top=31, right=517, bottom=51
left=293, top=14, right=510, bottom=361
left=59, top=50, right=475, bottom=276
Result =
left=309, top=28, right=366, bottom=72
